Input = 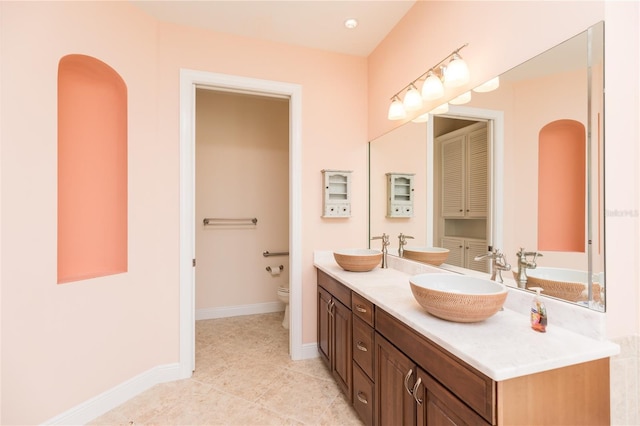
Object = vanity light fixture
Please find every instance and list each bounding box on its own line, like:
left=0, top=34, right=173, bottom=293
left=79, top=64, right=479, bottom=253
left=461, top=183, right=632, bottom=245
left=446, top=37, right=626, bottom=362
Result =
left=387, top=43, right=469, bottom=120
left=421, top=70, right=445, bottom=100
left=473, top=76, right=500, bottom=93
left=443, top=53, right=470, bottom=88
left=450, top=91, right=472, bottom=105
left=387, top=95, right=407, bottom=120
left=403, top=84, right=423, bottom=111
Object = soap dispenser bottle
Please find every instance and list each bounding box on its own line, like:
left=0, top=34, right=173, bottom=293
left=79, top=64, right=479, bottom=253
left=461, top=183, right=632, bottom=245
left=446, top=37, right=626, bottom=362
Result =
left=530, top=287, right=547, bottom=333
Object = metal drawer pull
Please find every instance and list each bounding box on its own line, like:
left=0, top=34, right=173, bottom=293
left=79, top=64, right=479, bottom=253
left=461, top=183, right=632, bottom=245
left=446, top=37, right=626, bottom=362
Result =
left=403, top=369, right=414, bottom=395
left=357, top=391, right=368, bottom=405
left=356, top=341, right=368, bottom=352
left=355, top=304, right=368, bottom=313
left=412, top=377, right=423, bottom=405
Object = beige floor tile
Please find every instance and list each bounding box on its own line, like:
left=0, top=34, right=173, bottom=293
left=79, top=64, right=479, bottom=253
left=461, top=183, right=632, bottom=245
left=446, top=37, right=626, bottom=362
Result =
left=90, top=312, right=363, bottom=425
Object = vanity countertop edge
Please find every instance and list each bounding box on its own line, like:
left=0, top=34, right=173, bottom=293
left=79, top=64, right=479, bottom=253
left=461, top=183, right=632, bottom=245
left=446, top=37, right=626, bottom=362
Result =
left=313, top=250, right=620, bottom=382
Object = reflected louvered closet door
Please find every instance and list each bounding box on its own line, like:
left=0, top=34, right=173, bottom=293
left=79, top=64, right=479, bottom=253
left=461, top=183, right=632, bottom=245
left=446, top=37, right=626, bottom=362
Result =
left=441, top=136, right=465, bottom=217
left=466, top=128, right=488, bottom=217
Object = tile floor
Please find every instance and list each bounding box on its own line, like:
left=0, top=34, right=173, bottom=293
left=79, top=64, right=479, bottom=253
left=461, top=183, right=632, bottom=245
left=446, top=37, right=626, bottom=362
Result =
left=90, top=312, right=363, bottom=425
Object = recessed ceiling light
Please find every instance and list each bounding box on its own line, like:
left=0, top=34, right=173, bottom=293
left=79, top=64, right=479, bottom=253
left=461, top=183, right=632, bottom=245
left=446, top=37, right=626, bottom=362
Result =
left=344, top=18, right=358, bottom=29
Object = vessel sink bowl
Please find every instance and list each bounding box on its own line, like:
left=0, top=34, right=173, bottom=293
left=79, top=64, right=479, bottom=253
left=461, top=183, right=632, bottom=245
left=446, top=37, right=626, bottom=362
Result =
left=333, top=249, right=382, bottom=272
left=525, top=267, right=602, bottom=303
left=403, top=247, right=450, bottom=266
left=409, top=273, right=507, bottom=322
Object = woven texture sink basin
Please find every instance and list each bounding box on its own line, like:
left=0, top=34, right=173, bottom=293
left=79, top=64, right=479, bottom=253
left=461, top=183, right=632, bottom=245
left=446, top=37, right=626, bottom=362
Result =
left=409, top=273, right=507, bottom=322
left=333, top=249, right=382, bottom=272
left=524, top=267, right=602, bottom=303
left=403, top=247, right=450, bottom=265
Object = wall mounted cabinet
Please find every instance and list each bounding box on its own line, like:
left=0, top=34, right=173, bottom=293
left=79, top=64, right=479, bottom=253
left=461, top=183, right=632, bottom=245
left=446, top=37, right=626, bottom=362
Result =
left=386, top=173, right=414, bottom=218
left=322, top=169, right=352, bottom=217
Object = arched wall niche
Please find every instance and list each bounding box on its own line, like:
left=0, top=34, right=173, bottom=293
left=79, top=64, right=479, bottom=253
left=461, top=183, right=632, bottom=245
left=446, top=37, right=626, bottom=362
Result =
left=537, top=119, right=586, bottom=252
left=57, top=54, right=128, bottom=284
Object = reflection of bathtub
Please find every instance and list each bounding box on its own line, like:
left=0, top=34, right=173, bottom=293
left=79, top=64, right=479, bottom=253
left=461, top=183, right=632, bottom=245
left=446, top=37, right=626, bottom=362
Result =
left=524, top=267, right=603, bottom=303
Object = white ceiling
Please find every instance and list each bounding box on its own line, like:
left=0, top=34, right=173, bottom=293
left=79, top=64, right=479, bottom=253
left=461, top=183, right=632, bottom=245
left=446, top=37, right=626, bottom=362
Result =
left=130, top=1, right=416, bottom=56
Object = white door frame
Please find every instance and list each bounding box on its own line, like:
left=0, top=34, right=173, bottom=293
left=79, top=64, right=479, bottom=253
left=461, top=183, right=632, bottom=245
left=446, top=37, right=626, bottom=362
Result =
left=179, top=69, right=303, bottom=376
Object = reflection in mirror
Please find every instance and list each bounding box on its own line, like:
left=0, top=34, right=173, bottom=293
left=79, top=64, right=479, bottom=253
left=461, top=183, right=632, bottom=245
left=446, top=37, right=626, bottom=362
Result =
left=369, top=21, right=605, bottom=311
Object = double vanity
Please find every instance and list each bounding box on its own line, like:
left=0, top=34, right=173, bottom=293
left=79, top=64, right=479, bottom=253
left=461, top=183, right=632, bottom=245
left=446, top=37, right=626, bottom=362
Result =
left=314, top=250, right=619, bottom=425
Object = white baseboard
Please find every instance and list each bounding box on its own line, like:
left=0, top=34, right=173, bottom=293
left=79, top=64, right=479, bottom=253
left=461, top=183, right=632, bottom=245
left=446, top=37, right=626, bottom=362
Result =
left=195, top=301, right=284, bottom=320
left=300, top=342, right=320, bottom=360
left=43, top=363, right=185, bottom=425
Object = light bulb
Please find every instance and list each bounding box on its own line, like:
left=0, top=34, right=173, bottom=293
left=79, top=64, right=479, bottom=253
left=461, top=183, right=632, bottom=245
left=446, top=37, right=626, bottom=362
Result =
left=421, top=71, right=444, bottom=101
left=387, top=97, right=407, bottom=120
left=403, top=85, right=423, bottom=111
left=450, top=91, right=471, bottom=105
left=444, top=54, right=470, bottom=88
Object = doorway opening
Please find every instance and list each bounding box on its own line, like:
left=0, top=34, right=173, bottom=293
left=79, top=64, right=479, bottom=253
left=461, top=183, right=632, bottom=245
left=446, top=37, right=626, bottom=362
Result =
left=426, top=106, right=504, bottom=260
left=179, top=69, right=303, bottom=377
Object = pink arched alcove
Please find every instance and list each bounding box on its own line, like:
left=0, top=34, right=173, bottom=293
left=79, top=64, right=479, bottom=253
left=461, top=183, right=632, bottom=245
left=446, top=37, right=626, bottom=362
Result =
left=537, top=119, right=585, bottom=252
left=57, top=54, right=127, bottom=284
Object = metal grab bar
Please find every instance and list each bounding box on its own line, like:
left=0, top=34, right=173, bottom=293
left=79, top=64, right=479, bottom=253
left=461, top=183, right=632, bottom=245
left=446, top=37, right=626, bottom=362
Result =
left=203, top=217, right=257, bottom=226
left=263, top=250, right=289, bottom=257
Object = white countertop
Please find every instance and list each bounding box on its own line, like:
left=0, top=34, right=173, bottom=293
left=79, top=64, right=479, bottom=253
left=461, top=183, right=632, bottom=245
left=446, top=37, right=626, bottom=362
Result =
left=314, top=250, right=620, bottom=381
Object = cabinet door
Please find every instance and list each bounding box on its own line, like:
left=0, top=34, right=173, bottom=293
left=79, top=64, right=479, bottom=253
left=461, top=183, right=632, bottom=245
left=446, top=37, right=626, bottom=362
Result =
left=375, top=333, right=416, bottom=426
left=441, top=237, right=465, bottom=268
left=466, top=128, right=488, bottom=218
left=441, top=137, right=465, bottom=217
left=465, top=239, right=489, bottom=273
left=415, top=368, right=489, bottom=426
left=317, top=286, right=331, bottom=368
left=332, top=298, right=353, bottom=400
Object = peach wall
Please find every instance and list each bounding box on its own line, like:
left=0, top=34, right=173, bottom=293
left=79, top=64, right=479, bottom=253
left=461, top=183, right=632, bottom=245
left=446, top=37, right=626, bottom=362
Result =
left=0, top=2, right=168, bottom=424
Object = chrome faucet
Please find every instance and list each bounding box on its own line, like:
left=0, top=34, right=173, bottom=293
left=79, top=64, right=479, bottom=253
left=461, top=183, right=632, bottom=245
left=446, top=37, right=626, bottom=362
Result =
left=397, top=233, right=414, bottom=257
left=371, top=233, right=390, bottom=269
left=515, top=248, right=543, bottom=288
left=474, top=248, right=511, bottom=283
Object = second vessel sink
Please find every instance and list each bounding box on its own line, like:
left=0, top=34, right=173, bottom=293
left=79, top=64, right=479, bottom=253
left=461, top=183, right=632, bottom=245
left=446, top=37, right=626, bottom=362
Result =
left=525, top=267, right=602, bottom=303
left=403, top=247, right=450, bottom=265
left=333, top=249, right=382, bottom=272
left=409, top=273, right=507, bottom=323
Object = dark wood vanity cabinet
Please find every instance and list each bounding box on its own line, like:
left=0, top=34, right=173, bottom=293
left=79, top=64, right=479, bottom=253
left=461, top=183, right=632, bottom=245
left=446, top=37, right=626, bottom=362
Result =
left=317, top=270, right=610, bottom=426
left=317, top=272, right=352, bottom=400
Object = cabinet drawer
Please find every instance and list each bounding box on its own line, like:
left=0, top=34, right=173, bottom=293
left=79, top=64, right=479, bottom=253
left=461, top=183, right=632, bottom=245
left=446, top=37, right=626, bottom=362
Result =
left=352, top=316, right=375, bottom=380
left=352, top=362, right=374, bottom=426
left=376, top=308, right=496, bottom=424
left=317, top=270, right=351, bottom=308
left=351, top=292, right=374, bottom=326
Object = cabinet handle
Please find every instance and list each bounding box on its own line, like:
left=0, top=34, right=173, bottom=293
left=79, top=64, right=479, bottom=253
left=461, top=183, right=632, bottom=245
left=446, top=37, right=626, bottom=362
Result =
left=403, top=369, right=414, bottom=395
left=412, top=377, right=423, bottom=405
left=356, top=341, right=368, bottom=352
left=355, top=304, right=368, bottom=313
left=356, top=391, right=368, bottom=405
left=327, top=299, right=335, bottom=316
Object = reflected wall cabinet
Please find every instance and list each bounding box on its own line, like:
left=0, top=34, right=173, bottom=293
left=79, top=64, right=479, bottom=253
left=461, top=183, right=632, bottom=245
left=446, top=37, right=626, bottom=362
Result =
left=386, top=173, right=414, bottom=218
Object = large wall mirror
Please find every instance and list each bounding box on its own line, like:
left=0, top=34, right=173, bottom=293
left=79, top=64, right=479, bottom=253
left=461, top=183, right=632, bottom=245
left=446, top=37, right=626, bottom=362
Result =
left=369, top=21, right=605, bottom=311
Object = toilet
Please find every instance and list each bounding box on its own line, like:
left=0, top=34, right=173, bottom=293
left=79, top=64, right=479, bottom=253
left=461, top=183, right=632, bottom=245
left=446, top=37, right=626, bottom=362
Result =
left=277, top=286, right=290, bottom=329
